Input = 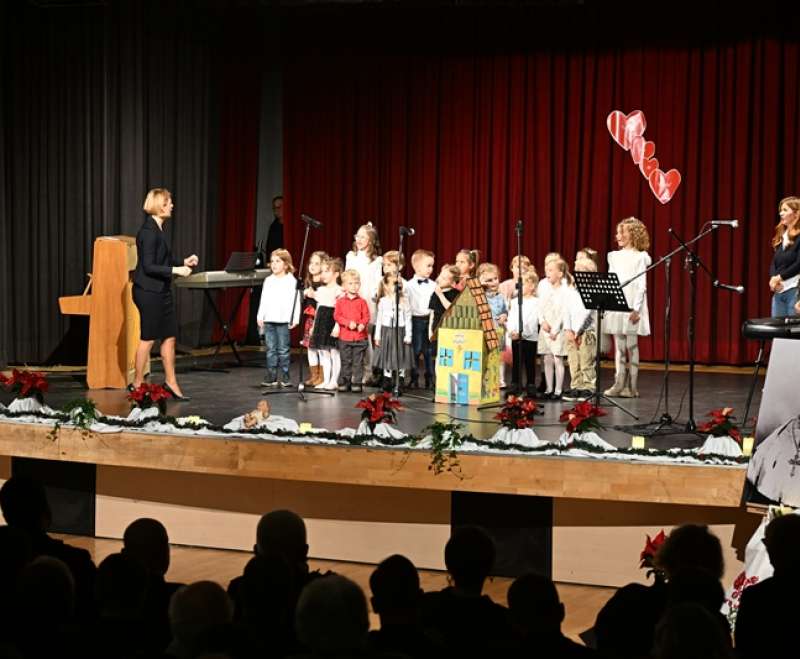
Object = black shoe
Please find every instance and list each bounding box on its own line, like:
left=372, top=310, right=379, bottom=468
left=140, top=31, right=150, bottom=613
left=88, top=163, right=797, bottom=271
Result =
left=409, top=379, right=419, bottom=390
left=536, top=391, right=553, bottom=401
left=351, top=384, right=363, bottom=394
left=337, top=384, right=351, bottom=393
left=163, top=383, right=191, bottom=402
left=381, top=376, right=393, bottom=392
left=551, top=392, right=562, bottom=401
left=562, top=389, right=579, bottom=401
left=126, top=383, right=136, bottom=393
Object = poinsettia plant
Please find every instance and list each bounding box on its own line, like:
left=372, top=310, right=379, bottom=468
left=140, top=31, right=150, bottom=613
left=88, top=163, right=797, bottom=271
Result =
left=0, top=369, right=49, bottom=402
left=698, top=407, right=742, bottom=443
left=495, top=395, right=539, bottom=429
left=639, top=529, right=667, bottom=581
left=127, top=383, right=172, bottom=413
left=355, top=392, right=403, bottom=430
left=559, top=401, right=606, bottom=434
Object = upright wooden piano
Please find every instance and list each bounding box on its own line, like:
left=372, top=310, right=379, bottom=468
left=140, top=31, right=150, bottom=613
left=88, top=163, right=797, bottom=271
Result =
left=59, top=236, right=144, bottom=389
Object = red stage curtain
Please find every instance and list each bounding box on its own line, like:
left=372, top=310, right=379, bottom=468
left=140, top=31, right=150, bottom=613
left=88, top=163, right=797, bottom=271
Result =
left=214, top=19, right=262, bottom=343
left=283, top=38, right=800, bottom=365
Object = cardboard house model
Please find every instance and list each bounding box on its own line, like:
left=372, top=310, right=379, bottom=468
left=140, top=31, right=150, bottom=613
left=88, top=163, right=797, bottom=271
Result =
left=434, top=278, right=501, bottom=405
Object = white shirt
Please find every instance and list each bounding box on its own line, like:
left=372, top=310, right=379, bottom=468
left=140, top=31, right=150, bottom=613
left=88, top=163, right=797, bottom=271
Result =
left=782, top=231, right=799, bottom=291
left=563, top=286, right=595, bottom=334
left=404, top=277, right=436, bottom=317
left=507, top=296, right=540, bottom=341
left=345, top=250, right=383, bottom=316
left=257, top=273, right=301, bottom=325
left=374, top=296, right=412, bottom=344
left=314, top=283, right=342, bottom=308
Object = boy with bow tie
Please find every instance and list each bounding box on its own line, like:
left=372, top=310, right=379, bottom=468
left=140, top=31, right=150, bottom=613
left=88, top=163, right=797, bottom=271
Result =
left=405, top=249, right=436, bottom=389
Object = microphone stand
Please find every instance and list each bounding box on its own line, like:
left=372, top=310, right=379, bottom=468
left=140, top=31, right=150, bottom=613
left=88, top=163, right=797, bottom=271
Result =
left=619, top=223, right=735, bottom=435
left=392, top=230, right=405, bottom=398
left=263, top=216, right=334, bottom=400
left=514, top=221, right=525, bottom=394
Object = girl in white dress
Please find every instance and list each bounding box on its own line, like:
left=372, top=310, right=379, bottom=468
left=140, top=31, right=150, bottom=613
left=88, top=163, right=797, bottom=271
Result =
left=603, top=217, right=652, bottom=398
left=345, top=223, right=384, bottom=382
left=537, top=258, right=574, bottom=400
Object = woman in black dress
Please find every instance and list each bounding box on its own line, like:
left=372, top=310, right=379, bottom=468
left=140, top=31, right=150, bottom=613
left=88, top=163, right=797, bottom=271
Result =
left=132, top=188, right=198, bottom=400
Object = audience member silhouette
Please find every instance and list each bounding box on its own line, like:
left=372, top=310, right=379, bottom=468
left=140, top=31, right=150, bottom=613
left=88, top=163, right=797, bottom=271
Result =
left=123, top=517, right=182, bottom=651
left=294, top=574, right=372, bottom=658
left=507, top=572, right=596, bottom=657
left=652, top=603, right=732, bottom=659
left=167, top=581, right=233, bottom=659
left=0, top=475, right=96, bottom=616
left=664, top=566, right=731, bottom=652
left=90, top=552, right=151, bottom=659
left=655, top=524, right=724, bottom=582
left=0, top=525, right=32, bottom=638
left=235, top=553, right=297, bottom=658
left=735, top=512, right=800, bottom=659
left=420, top=525, right=511, bottom=653
left=367, top=554, right=443, bottom=659
left=13, top=556, right=82, bottom=659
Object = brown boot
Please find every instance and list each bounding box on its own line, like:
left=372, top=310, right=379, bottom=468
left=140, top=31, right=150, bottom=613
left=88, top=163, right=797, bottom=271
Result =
left=305, top=365, right=322, bottom=386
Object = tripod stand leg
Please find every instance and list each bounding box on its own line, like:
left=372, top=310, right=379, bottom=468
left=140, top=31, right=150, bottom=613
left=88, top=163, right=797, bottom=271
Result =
left=743, top=340, right=765, bottom=431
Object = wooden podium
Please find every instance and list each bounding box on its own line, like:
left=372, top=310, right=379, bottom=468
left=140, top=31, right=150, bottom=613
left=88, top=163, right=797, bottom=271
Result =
left=59, top=236, right=145, bottom=389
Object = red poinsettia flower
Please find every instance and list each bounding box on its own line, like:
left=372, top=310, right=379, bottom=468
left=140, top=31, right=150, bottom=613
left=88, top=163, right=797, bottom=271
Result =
left=355, top=392, right=403, bottom=425
left=559, top=401, right=606, bottom=434
left=1, top=369, right=49, bottom=398
left=639, top=529, right=666, bottom=568
left=698, top=407, right=741, bottom=443
left=127, top=383, right=173, bottom=408
left=495, top=395, right=539, bottom=429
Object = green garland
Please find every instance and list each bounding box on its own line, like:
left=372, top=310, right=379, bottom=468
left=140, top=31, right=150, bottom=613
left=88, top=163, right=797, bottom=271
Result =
left=0, top=406, right=750, bottom=466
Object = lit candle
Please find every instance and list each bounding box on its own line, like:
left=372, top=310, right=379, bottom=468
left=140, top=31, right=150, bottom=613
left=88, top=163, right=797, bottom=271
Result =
left=742, top=436, right=755, bottom=457
left=299, top=422, right=312, bottom=434
left=631, top=435, right=646, bottom=450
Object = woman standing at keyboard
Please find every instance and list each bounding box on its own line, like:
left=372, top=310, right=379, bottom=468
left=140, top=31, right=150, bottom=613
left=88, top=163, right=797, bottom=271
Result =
left=132, top=188, right=198, bottom=400
left=769, top=196, right=800, bottom=317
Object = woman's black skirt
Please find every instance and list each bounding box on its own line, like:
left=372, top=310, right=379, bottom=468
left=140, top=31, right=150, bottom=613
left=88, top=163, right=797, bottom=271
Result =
left=133, top=285, right=178, bottom=341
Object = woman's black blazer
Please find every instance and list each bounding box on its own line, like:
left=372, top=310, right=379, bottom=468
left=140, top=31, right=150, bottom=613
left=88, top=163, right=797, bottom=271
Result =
left=133, top=216, right=182, bottom=293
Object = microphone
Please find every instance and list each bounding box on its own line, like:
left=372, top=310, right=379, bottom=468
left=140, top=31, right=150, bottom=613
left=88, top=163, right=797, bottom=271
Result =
left=710, top=220, right=739, bottom=228
left=714, top=280, right=745, bottom=294
left=301, top=214, right=322, bottom=229
left=516, top=219, right=523, bottom=232
left=399, top=226, right=416, bottom=236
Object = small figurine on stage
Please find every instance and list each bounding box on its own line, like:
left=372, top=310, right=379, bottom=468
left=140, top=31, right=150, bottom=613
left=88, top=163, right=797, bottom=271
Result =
left=603, top=217, right=652, bottom=398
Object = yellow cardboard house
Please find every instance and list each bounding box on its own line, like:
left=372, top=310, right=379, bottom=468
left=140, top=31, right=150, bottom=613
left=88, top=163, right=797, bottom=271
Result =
left=434, top=278, right=501, bottom=405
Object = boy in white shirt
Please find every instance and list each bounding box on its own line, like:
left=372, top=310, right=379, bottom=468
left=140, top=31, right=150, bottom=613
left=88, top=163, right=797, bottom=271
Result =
left=404, top=249, right=436, bottom=389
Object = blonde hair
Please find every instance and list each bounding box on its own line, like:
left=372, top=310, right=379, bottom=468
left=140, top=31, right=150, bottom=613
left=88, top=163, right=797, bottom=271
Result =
left=551, top=258, right=575, bottom=286
left=618, top=217, right=651, bottom=251
left=270, top=249, right=295, bottom=273
left=575, top=257, right=598, bottom=273
left=376, top=275, right=407, bottom=305
left=341, top=269, right=361, bottom=284
left=522, top=270, right=540, bottom=290
left=773, top=196, right=800, bottom=248
left=412, top=249, right=435, bottom=265
left=477, top=262, right=500, bottom=278
left=352, top=222, right=381, bottom=261
left=439, top=264, right=461, bottom=285
left=304, top=251, right=329, bottom=288
left=382, top=250, right=404, bottom=269
left=509, top=255, right=531, bottom=271
left=142, top=188, right=171, bottom=216
left=576, top=247, right=599, bottom=268
left=456, top=249, right=481, bottom=278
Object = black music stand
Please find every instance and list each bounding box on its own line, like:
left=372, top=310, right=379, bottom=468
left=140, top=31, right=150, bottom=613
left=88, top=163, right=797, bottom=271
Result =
left=574, top=271, right=638, bottom=420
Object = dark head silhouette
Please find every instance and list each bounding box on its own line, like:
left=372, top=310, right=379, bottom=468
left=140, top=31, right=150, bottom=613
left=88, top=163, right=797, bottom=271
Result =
left=0, top=476, right=51, bottom=534
left=296, top=574, right=368, bottom=655
left=763, top=513, right=800, bottom=576
left=123, top=518, right=170, bottom=577
left=96, top=552, right=148, bottom=619
left=656, top=524, right=724, bottom=581
left=444, top=526, right=495, bottom=594
left=369, top=554, right=421, bottom=621
left=507, top=572, right=564, bottom=637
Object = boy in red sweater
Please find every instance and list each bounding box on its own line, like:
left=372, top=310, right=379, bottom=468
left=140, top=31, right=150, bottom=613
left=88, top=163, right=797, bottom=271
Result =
left=334, top=270, right=371, bottom=393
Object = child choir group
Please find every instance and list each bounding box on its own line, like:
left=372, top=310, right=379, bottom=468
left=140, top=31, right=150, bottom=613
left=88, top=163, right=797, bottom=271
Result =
left=255, top=217, right=652, bottom=402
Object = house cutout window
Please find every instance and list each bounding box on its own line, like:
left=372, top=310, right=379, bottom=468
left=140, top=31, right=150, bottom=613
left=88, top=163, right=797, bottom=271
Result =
left=464, top=351, right=481, bottom=371
left=438, top=347, right=454, bottom=367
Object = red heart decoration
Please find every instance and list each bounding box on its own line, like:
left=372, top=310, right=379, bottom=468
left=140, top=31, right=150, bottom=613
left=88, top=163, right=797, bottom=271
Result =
left=641, top=156, right=659, bottom=178
left=630, top=136, right=656, bottom=165
left=607, top=110, right=647, bottom=151
left=649, top=168, right=682, bottom=204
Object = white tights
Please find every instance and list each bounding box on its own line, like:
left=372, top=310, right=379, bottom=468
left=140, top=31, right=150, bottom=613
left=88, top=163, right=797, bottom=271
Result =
left=612, top=334, right=639, bottom=377
left=319, top=349, right=341, bottom=388
left=543, top=354, right=565, bottom=395
left=307, top=348, right=319, bottom=367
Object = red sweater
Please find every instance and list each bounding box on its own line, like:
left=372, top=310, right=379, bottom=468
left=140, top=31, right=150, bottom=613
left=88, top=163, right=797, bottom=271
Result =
left=334, top=294, right=371, bottom=341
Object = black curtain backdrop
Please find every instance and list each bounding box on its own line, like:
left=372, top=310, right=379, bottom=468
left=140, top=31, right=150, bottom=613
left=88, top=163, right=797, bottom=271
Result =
left=1, top=1, right=245, bottom=365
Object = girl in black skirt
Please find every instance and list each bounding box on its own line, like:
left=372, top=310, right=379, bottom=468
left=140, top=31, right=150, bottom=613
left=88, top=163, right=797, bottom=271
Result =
left=132, top=188, right=197, bottom=400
